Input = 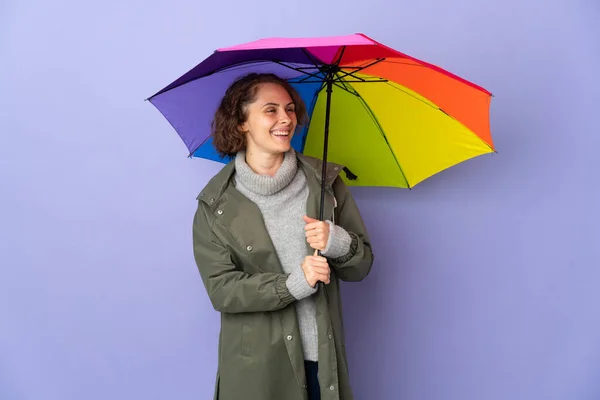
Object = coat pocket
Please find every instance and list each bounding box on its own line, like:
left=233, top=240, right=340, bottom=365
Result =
left=241, top=324, right=252, bottom=358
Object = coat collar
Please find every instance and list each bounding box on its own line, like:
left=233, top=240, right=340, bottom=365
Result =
left=196, top=152, right=345, bottom=207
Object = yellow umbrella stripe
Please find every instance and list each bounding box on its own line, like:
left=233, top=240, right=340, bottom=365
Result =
left=303, top=72, right=494, bottom=188
left=302, top=80, right=409, bottom=188
left=347, top=74, right=494, bottom=186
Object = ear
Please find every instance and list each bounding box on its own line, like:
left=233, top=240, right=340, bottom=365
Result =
left=238, top=121, right=249, bottom=134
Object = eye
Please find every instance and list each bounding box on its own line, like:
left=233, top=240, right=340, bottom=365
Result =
left=265, top=108, right=276, bottom=114
left=286, top=107, right=296, bottom=113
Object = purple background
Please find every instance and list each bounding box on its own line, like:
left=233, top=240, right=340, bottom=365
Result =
left=1, top=1, right=599, bottom=399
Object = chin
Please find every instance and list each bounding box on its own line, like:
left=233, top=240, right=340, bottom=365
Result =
left=270, top=139, right=292, bottom=153
left=270, top=146, right=291, bottom=156
left=280, top=143, right=293, bottom=153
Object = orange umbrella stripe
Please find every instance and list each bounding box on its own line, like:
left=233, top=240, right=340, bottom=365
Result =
left=334, top=34, right=492, bottom=95
left=340, top=58, right=494, bottom=149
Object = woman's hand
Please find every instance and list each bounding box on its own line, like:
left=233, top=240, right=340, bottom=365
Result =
left=303, top=215, right=330, bottom=252
left=301, top=250, right=331, bottom=287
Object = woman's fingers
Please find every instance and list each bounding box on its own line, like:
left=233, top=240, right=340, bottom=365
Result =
left=302, top=252, right=330, bottom=285
left=318, top=273, right=331, bottom=284
left=305, top=229, right=322, bottom=237
left=312, top=265, right=330, bottom=275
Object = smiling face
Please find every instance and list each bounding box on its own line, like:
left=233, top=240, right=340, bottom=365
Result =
left=239, top=82, right=298, bottom=158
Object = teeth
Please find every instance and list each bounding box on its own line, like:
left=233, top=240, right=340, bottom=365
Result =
left=271, top=131, right=289, bottom=136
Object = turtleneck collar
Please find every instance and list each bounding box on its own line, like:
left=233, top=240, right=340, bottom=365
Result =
left=234, top=148, right=298, bottom=196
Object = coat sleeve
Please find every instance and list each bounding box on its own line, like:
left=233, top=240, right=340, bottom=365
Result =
left=192, top=201, right=296, bottom=314
left=328, top=176, right=374, bottom=282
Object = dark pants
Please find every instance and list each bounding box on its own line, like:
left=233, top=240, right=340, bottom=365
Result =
left=304, top=361, right=321, bottom=400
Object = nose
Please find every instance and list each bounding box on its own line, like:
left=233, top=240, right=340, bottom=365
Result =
left=279, top=111, right=291, bottom=124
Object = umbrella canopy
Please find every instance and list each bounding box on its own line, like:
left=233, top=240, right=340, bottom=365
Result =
left=147, top=33, right=494, bottom=189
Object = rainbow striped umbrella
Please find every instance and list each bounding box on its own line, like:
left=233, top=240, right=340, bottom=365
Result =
left=147, top=33, right=494, bottom=191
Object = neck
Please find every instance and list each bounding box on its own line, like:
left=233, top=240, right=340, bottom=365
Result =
left=245, top=149, right=285, bottom=176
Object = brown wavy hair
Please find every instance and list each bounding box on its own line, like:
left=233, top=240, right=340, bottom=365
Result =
left=210, top=73, right=309, bottom=158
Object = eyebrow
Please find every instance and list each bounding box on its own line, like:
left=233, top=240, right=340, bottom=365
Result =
left=262, top=102, right=295, bottom=108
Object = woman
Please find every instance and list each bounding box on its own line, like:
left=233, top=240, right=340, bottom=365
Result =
left=192, top=72, right=374, bottom=400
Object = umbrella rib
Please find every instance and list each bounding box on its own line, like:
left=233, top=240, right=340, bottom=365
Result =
left=186, top=67, right=354, bottom=158
left=149, top=60, right=320, bottom=98
left=379, top=59, right=492, bottom=95
left=328, top=79, right=359, bottom=97
left=437, top=108, right=495, bottom=151
left=349, top=83, right=412, bottom=189
left=379, top=59, right=430, bottom=68
left=188, top=132, right=215, bottom=158
left=384, top=82, right=496, bottom=152
left=333, top=46, right=346, bottom=66
left=335, top=74, right=359, bottom=95
left=301, top=71, right=361, bottom=96
left=382, top=81, right=442, bottom=111
left=207, top=59, right=319, bottom=77
left=273, top=60, right=323, bottom=81
left=301, top=47, right=328, bottom=70
left=299, top=80, right=327, bottom=151
left=336, top=58, right=385, bottom=80
left=189, top=71, right=325, bottom=158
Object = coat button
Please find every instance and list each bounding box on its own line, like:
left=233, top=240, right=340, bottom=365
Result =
left=302, top=384, right=307, bottom=390
left=328, top=334, right=332, bottom=339
left=329, top=385, right=335, bottom=391
left=286, top=335, right=293, bottom=341
left=217, top=210, right=223, bottom=215
left=246, top=246, right=252, bottom=251
left=210, top=198, right=215, bottom=203
left=333, top=167, right=339, bottom=171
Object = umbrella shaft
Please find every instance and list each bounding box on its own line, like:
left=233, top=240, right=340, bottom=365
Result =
left=319, top=74, right=334, bottom=223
